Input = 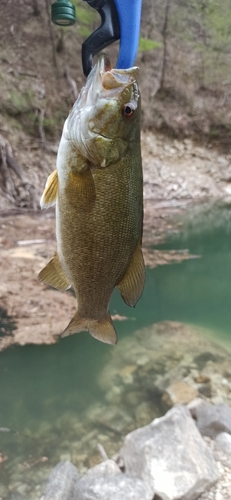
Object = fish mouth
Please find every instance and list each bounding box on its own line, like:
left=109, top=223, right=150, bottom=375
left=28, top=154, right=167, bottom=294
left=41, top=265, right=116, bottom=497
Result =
left=99, top=54, right=139, bottom=90
left=85, top=54, right=139, bottom=103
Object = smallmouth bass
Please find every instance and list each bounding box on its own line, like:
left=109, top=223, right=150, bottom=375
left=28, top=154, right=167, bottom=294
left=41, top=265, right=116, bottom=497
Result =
left=38, top=55, right=145, bottom=345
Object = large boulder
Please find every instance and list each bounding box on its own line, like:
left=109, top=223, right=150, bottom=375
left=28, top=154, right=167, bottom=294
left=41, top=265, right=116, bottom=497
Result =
left=42, top=461, right=79, bottom=500
left=75, top=460, right=152, bottom=500
left=189, top=401, right=231, bottom=438
left=120, top=404, right=219, bottom=500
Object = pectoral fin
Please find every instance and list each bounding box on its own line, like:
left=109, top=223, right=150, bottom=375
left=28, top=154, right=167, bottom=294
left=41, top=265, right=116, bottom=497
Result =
left=40, top=169, right=58, bottom=209
left=117, top=244, right=145, bottom=307
left=62, top=312, right=117, bottom=345
left=38, top=252, right=71, bottom=291
left=65, top=168, right=96, bottom=211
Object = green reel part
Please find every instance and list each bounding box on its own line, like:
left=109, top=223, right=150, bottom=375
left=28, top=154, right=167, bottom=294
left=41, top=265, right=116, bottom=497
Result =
left=51, top=0, right=76, bottom=26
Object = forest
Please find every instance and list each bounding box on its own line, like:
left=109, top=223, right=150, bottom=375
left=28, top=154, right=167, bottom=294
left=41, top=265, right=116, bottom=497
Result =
left=0, top=0, right=230, bottom=209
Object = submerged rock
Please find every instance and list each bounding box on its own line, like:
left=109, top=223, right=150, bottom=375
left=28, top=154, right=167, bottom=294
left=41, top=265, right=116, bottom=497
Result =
left=98, top=322, right=231, bottom=406
left=120, top=404, right=219, bottom=500
left=86, top=403, right=135, bottom=436
left=162, top=381, right=198, bottom=407
left=41, top=461, right=79, bottom=500
left=153, top=366, right=190, bottom=395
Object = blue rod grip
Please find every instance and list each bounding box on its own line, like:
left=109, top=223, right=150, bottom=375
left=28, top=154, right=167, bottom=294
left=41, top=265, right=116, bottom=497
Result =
left=114, top=0, right=142, bottom=69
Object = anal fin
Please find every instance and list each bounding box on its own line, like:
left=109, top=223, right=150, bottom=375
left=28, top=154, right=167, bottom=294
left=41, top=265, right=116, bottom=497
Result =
left=117, top=243, right=145, bottom=307
left=40, top=169, right=58, bottom=209
left=38, top=252, right=71, bottom=291
left=61, top=312, right=117, bottom=345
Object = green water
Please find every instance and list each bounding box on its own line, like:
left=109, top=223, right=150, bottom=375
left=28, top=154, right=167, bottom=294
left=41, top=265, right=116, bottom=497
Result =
left=1, top=204, right=231, bottom=492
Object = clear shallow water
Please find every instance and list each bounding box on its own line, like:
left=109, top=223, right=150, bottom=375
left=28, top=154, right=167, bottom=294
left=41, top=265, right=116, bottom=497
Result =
left=1, top=204, right=231, bottom=492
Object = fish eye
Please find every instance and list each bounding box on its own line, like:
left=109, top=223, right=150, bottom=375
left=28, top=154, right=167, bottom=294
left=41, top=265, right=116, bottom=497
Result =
left=122, top=103, right=135, bottom=118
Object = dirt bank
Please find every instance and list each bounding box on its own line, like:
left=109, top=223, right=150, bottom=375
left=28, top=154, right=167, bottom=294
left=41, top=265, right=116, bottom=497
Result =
left=1, top=128, right=231, bottom=214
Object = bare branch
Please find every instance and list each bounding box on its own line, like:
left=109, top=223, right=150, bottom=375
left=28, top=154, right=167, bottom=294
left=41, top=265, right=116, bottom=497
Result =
left=159, top=0, right=171, bottom=90
left=0, top=134, right=39, bottom=210
left=97, top=443, right=109, bottom=461
left=65, top=66, right=78, bottom=102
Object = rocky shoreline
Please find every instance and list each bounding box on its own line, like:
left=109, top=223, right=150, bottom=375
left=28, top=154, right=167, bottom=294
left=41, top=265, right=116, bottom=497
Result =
left=41, top=400, right=231, bottom=500
left=2, top=321, right=231, bottom=500
left=40, top=321, right=231, bottom=500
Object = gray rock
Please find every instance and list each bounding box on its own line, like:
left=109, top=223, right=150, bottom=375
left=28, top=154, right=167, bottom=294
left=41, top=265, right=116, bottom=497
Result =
left=190, top=401, right=231, bottom=438
left=4, top=494, right=24, bottom=500
left=162, top=381, right=198, bottom=407
left=42, top=461, right=79, bottom=500
left=120, top=404, right=219, bottom=500
left=197, top=382, right=212, bottom=398
left=84, top=459, right=121, bottom=478
left=88, top=405, right=134, bottom=435
left=75, top=473, right=152, bottom=500
left=215, top=432, right=231, bottom=454
left=187, top=398, right=204, bottom=412
left=214, top=432, right=231, bottom=468
left=153, top=366, right=189, bottom=395
left=193, top=352, right=221, bottom=370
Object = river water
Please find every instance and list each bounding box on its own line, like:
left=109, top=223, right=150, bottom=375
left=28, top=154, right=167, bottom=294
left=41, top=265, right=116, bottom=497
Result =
left=1, top=203, right=231, bottom=497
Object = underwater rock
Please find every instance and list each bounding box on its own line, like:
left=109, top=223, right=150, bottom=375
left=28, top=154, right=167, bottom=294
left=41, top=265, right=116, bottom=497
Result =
left=190, top=401, right=231, bottom=438
left=194, top=375, right=211, bottom=384
left=135, top=401, right=157, bottom=428
left=193, top=352, right=224, bottom=371
left=0, top=484, right=8, bottom=498
left=153, top=366, right=189, bottom=395
left=87, top=404, right=134, bottom=435
left=197, top=382, right=212, bottom=398
left=162, top=381, right=198, bottom=407
left=3, top=494, right=25, bottom=500
left=98, top=322, right=231, bottom=399
left=120, top=404, right=219, bottom=500
left=42, top=460, right=79, bottom=500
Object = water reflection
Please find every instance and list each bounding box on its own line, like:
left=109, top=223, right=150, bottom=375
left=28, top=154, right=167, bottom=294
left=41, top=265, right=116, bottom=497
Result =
left=0, top=307, right=17, bottom=337
left=152, top=203, right=231, bottom=338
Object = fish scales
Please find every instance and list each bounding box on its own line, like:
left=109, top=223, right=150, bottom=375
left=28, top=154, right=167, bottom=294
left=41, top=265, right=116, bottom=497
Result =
left=39, top=55, right=145, bottom=345
left=59, top=148, right=142, bottom=316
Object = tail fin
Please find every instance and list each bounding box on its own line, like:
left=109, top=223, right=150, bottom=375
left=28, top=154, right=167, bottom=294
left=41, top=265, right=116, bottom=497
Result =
left=61, top=311, right=117, bottom=345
